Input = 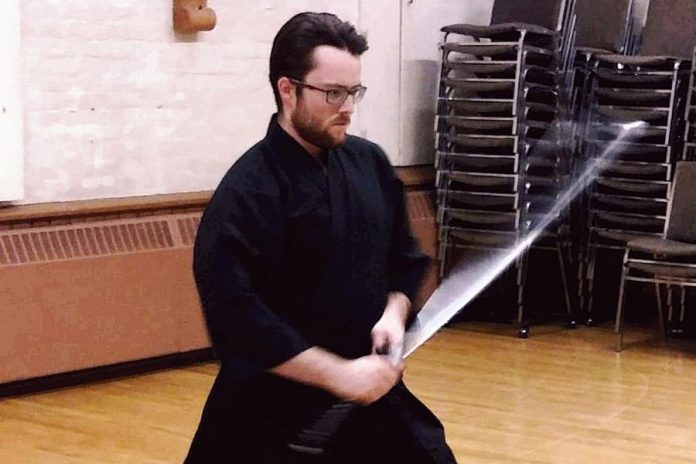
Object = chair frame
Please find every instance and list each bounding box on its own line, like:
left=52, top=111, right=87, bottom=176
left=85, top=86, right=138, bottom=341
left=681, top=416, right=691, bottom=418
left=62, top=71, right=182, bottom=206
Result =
left=614, top=162, right=696, bottom=351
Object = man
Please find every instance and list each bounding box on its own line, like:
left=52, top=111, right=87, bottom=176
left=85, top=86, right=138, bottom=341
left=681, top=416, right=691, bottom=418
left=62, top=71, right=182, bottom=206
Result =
left=185, top=11, right=456, bottom=464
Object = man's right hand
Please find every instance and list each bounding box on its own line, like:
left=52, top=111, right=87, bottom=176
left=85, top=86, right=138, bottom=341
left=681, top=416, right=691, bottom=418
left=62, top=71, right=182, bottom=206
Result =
left=327, top=354, right=404, bottom=405
left=269, top=347, right=403, bottom=405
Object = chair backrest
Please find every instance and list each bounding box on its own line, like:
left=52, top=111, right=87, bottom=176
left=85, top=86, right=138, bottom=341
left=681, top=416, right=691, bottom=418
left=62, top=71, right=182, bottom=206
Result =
left=491, top=0, right=568, bottom=31
left=574, top=0, right=634, bottom=53
left=639, top=0, right=696, bottom=58
left=665, top=161, right=696, bottom=243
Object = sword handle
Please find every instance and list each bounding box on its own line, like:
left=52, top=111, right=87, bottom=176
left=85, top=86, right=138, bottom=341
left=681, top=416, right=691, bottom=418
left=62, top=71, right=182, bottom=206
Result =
left=288, top=347, right=401, bottom=455
left=287, top=401, right=356, bottom=456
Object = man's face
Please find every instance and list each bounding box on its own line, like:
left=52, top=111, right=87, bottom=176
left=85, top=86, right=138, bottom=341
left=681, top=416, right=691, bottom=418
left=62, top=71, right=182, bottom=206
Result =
left=290, top=45, right=362, bottom=151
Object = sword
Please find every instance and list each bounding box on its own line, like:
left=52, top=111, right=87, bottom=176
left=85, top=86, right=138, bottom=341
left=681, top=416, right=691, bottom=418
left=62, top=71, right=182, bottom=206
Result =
left=288, top=120, right=648, bottom=455
left=287, top=258, right=496, bottom=456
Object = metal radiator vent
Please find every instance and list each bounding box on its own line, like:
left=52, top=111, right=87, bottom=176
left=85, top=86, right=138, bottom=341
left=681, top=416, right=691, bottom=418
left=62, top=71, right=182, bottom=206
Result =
left=0, top=213, right=202, bottom=267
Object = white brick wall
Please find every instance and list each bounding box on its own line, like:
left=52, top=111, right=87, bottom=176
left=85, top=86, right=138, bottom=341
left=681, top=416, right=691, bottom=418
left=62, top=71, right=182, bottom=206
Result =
left=16, top=0, right=490, bottom=204
left=20, top=0, right=360, bottom=203
left=0, top=0, right=24, bottom=202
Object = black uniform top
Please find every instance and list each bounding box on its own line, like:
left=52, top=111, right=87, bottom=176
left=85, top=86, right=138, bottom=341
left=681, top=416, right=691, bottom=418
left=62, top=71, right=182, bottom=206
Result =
left=186, top=116, right=454, bottom=464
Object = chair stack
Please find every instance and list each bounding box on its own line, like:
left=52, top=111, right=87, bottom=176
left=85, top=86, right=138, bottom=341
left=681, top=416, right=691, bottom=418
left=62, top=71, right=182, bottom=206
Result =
left=579, top=0, right=696, bottom=323
left=570, top=0, right=637, bottom=152
left=568, top=0, right=639, bottom=313
left=682, top=47, right=696, bottom=161
left=434, top=0, right=577, bottom=337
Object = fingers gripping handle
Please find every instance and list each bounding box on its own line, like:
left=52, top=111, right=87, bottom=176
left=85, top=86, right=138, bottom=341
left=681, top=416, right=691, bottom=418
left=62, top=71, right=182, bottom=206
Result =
left=376, top=343, right=403, bottom=366
left=288, top=346, right=402, bottom=456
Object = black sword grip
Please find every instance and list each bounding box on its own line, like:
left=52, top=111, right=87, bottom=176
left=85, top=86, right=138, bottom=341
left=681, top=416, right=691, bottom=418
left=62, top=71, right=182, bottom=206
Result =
left=287, top=401, right=356, bottom=456
left=288, top=346, right=395, bottom=456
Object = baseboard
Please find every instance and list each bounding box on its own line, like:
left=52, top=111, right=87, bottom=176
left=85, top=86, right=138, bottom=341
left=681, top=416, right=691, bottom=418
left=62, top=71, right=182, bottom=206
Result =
left=0, top=348, right=215, bottom=399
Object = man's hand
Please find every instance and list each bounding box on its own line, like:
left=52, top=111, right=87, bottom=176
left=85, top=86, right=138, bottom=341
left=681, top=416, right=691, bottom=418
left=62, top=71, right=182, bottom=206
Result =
left=269, top=292, right=412, bottom=405
left=328, top=354, right=404, bottom=405
left=269, top=347, right=403, bottom=406
left=371, top=292, right=412, bottom=360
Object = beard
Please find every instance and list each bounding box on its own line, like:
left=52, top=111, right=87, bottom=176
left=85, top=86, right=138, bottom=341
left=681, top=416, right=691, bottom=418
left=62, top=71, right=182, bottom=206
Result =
left=291, top=100, right=349, bottom=151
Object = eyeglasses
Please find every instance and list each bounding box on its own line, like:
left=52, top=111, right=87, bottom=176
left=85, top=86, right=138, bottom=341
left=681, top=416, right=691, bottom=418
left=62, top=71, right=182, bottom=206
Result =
left=289, top=78, right=367, bottom=106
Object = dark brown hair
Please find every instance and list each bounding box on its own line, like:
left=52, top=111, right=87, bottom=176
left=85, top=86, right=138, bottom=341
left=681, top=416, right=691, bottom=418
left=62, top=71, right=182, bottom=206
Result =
left=269, top=12, right=368, bottom=110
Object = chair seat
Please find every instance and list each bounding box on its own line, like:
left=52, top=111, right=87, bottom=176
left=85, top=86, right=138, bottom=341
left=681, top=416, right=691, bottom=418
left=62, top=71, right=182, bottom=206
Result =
left=595, top=70, right=674, bottom=86
left=444, top=60, right=519, bottom=74
left=596, top=106, right=668, bottom=123
left=441, top=42, right=554, bottom=59
left=446, top=227, right=518, bottom=247
left=591, top=194, right=667, bottom=214
left=595, top=54, right=682, bottom=67
left=595, top=88, right=672, bottom=104
left=439, top=190, right=517, bottom=211
left=575, top=46, right=613, bottom=56
left=438, top=153, right=517, bottom=173
left=627, top=261, right=696, bottom=279
left=598, top=161, right=670, bottom=178
left=595, top=177, right=669, bottom=196
left=445, top=171, right=518, bottom=190
left=592, top=229, right=661, bottom=246
left=440, top=116, right=515, bottom=132
left=592, top=124, right=666, bottom=140
left=445, top=207, right=517, bottom=222
left=441, top=78, right=515, bottom=94
left=446, top=134, right=516, bottom=148
left=441, top=22, right=556, bottom=38
left=627, top=237, right=696, bottom=256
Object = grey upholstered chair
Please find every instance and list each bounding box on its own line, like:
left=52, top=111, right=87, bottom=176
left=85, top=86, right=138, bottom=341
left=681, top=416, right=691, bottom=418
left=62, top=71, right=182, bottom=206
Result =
left=614, top=161, right=696, bottom=351
left=574, top=0, right=635, bottom=54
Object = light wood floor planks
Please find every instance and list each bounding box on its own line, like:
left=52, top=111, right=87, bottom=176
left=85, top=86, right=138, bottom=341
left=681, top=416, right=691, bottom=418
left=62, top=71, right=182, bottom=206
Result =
left=2, top=323, right=696, bottom=463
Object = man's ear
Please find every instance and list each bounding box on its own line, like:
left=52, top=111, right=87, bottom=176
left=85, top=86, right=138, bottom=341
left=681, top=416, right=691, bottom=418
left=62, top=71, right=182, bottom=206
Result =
left=277, top=77, right=296, bottom=112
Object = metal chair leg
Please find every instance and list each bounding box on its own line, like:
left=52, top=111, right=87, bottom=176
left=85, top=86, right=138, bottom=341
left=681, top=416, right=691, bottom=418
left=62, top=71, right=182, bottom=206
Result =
left=614, top=249, right=630, bottom=352
left=557, top=243, right=577, bottom=329
left=516, top=253, right=530, bottom=338
left=655, top=282, right=667, bottom=344
left=437, top=226, right=451, bottom=280
left=438, top=242, right=449, bottom=280
left=586, top=246, right=598, bottom=326
left=679, top=286, right=687, bottom=328
left=576, top=242, right=586, bottom=317
left=666, top=285, right=674, bottom=329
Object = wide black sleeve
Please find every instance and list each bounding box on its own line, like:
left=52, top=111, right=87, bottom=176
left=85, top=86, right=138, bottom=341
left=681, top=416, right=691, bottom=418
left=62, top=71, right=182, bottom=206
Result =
left=193, top=179, right=312, bottom=379
left=374, top=147, right=432, bottom=306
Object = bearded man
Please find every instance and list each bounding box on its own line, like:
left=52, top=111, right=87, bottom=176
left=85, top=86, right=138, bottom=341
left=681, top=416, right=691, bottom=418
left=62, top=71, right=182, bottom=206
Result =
left=185, top=11, right=457, bottom=464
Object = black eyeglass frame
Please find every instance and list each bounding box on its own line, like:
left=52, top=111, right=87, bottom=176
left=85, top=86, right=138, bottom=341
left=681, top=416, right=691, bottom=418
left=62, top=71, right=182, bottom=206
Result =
left=289, top=78, right=367, bottom=106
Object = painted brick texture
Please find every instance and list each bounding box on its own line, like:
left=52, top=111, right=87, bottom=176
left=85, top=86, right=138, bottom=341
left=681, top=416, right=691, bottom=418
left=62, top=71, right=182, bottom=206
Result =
left=20, top=0, right=360, bottom=203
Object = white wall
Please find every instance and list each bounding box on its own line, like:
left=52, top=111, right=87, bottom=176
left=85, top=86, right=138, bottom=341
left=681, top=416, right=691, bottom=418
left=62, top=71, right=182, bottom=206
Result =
left=19, top=0, right=359, bottom=204
left=15, top=0, right=491, bottom=204
left=358, top=0, right=493, bottom=166
left=399, top=0, right=493, bottom=165
left=0, top=0, right=24, bottom=202
left=356, top=0, right=402, bottom=160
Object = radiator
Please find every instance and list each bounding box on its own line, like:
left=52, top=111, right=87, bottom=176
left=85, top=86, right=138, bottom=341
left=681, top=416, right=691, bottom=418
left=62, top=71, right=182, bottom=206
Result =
left=0, top=213, right=210, bottom=384
left=0, top=191, right=436, bottom=384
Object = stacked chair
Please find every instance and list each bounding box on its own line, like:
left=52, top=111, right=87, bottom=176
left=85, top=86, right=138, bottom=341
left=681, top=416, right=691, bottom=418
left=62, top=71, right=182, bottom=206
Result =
left=435, top=0, right=578, bottom=337
left=572, top=0, right=638, bottom=70
left=614, top=161, right=696, bottom=351
left=568, top=0, right=639, bottom=315
left=579, top=0, right=696, bottom=325
left=570, top=0, right=638, bottom=145
left=682, top=47, right=696, bottom=162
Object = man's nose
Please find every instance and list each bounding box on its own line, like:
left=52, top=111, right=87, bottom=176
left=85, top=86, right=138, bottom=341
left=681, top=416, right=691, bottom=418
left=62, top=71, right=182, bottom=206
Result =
left=339, top=94, right=356, bottom=113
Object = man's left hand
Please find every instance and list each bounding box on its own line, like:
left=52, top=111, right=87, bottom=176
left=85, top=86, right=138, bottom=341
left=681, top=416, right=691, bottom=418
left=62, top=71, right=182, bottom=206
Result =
left=371, top=292, right=411, bottom=362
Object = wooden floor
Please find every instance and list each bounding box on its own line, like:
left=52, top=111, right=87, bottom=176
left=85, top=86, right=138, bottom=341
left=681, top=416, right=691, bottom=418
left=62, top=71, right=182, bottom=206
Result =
left=2, top=322, right=696, bottom=463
